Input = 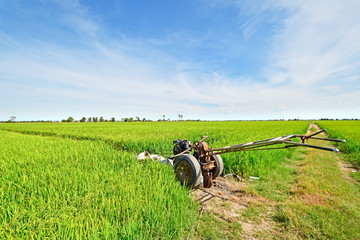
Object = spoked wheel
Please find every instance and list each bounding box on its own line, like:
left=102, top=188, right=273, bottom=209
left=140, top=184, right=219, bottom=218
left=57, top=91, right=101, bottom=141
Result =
left=212, top=154, right=224, bottom=179
left=174, top=154, right=201, bottom=188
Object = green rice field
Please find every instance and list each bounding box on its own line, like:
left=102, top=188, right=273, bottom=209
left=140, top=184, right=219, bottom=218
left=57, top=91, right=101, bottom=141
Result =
left=1, top=120, right=348, bottom=238
left=0, top=121, right=309, bottom=177
left=317, top=121, right=360, bottom=166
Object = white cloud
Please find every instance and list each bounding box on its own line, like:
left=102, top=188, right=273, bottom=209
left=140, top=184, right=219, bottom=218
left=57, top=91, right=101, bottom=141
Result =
left=269, top=0, right=360, bottom=87
left=1, top=0, right=360, bottom=121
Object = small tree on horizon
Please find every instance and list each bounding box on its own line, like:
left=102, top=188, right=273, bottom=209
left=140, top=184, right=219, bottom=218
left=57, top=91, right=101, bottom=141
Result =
left=9, top=116, right=16, bottom=122
left=67, top=116, right=74, bottom=122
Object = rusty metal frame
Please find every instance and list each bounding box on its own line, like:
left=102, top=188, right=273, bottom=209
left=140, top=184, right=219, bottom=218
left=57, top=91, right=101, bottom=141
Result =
left=168, top=129, right=345, bottom=188
left=168, top=129, right=345, bottom=160
left=208, top=129, right=345, bottom=155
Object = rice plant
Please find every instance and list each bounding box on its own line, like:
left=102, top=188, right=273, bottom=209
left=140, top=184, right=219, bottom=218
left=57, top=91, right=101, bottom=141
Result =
left=0, top=130, right=197, bottom=239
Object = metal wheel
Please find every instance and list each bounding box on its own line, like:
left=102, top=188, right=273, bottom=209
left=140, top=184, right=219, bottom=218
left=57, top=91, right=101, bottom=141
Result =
left=174, top=154, right=201, bottom=188
left=212, top=154, right=224, bottom=179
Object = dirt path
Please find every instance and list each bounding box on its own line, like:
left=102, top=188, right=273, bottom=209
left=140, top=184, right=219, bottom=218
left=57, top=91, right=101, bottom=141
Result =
left=192, top=176, right=276, bottom=239
left=193, top=123, right=359, bottom=239
left=283, top=123, right=359, bottom=238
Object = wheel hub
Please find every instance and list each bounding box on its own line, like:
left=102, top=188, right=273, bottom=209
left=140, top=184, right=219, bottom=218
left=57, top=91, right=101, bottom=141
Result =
left=177, top=161, right=193, bottom=183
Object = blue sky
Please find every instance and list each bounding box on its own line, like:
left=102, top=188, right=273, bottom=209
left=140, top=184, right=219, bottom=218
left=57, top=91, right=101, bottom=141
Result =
left=1, top=0, right=360, bottom=121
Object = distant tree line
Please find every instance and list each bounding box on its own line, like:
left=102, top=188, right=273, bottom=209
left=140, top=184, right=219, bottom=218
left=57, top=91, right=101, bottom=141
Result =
left=121, top=116, right=151, bottom=122
left=319, top=118, right=359, bottom=121
left=61, top=116, right=116, bottom=122
left=3, top=115, right=359, bottom=123
left=60, top=116, right=186, bottom=122
left=60, top=116, right=153, bottom=123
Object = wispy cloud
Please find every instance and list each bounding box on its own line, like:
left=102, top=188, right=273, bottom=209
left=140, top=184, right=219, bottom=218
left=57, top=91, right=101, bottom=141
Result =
left=52, top=0, right=101, bottom=37
left=0, top=0, right=359, bottom=121
left=268, top=0, right=360, bottom=87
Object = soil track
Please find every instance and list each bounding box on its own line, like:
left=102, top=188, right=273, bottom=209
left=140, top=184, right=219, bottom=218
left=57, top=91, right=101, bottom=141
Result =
left=191, top=176, right=276, bottom=238
left=192, top=122, right=358, bottom=239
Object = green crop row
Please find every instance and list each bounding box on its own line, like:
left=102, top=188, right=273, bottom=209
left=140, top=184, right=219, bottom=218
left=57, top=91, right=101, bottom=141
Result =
left=0, top=121, right=309, bottom=177
left=0, top=130, right=197, bottom=239
left=317, top=121, right=360, bottom=167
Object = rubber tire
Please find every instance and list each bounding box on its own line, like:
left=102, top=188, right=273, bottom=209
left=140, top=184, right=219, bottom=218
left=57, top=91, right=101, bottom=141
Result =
left=174, top=154, right=202, bottom=188
left=212, top=154, right=224, bottom=179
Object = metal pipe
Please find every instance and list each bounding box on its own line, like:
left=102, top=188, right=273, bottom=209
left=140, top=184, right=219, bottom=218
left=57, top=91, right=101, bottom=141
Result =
left=307, top=129, right=327, bottom=137
left=307, top=137, right=346, bottom=143
left=281, top=141, right=339, bottom=152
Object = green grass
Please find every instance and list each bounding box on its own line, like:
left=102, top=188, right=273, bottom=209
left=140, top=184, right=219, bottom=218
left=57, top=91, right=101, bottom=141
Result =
left=1, top=121, right=360, bottom=238
left=0, top=121, right=313, bottom=238
left=0, top=121, right=309, bottom=177
left=272, top=134, right=360, bottom=239
left=196, top=212, right=243, bottom=240
left=245, top=148, right=306, bottom=202
left=0, top=130, right=197, bottom=239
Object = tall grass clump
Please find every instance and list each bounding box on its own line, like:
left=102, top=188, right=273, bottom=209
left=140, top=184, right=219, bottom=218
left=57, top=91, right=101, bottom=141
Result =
left=0, top=130, right=197, bottom=239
